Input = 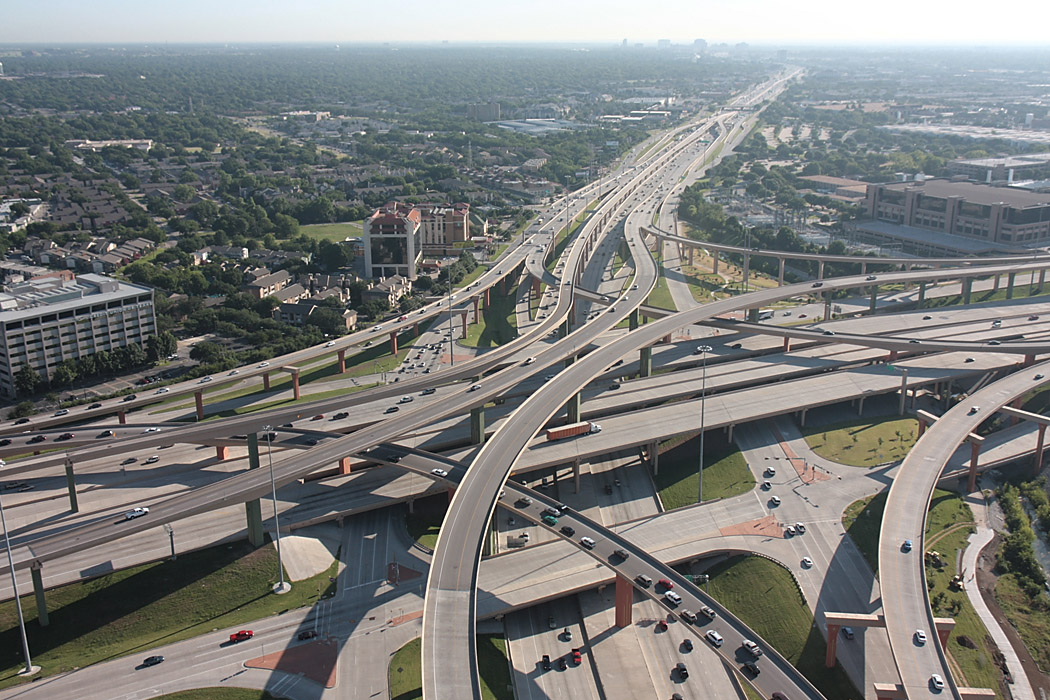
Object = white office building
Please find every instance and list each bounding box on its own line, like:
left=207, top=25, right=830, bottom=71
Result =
left=0, top=274, right=156, bottom=396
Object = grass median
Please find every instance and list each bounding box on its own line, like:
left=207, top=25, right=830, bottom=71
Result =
left=652, top=431, right=754, bottom=509
left=704, top=555, right=860, bottom=699
left=804, top=416, right=918, bottom=468
left=389, top=634, right=512, bottom=700
left=157, top=690, right=280, bottom=700
left=461, top=287, right=517, bottom=349
left=0, top=540, right=337, bottom=689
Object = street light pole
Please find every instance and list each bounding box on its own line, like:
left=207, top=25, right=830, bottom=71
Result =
left=447, top=272, right=455, bottom=367
left=0, top=460, right=37, bottom=676
left=261, top=427, right=290, bottom=594
left=696, top=346, right=712, bottom=504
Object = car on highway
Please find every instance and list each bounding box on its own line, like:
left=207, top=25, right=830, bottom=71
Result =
left=700, top=605, right=716, bottom=619
left=121, top=457, right=137, bottom=465
left=743, top=660, right=760, bottom=676
left=333, top=411, right=349, bottom=419
left=145, top=456, right=159, bottom=464
left=155, top=387, right=170, bottom=394
left=28, top=435, right=46, bottom=444
left=1030, top=315, right=1040, bottom=321
left=257, top=361, right=270, bottom=368
left=742, top=639, right=763, bottom=657
left=431, top=468, right=448, bottom=478
left=123, top=394, right=137, bottom=402
left=0, top=439, right=9, bottom=447
left=325, top=341, right=336, bottom=347
left=57, top=432, right=75, bottom=441
left=580, top=536, right=596, bottom=549
left=841, top=626, right=854, bottom=640
left=516, top=496, right=532, bottom=508
left=812, top=281, right=823, bottom=288
left=54, top=409, right=69, bottom=417
left=635, top=574, right=652, bottom=588
left=682, top=638, right=693, bottom=651
left=705, top=630, right=723, bottom=647
left=541, top=654, right=551, bottom=671
left=558, top=524, right=575, bottom=537
left=541, top=514, right=558, bottom=526
left=142, top=655, right=164, bottom=667
left=571, top=648, right=581, bottom=665
left=680, top=609, right=697, bottom=623
left=199, top=376, right=212, bottom=384
left=770, top=495, right=781, bottom=506
left=398, top=396, right=414, bottom=404
left=902, top=539, right=913, bottom=552
left=228, top=370, right=239, bottom=376
left=122, top=507, right=149, bottom=520
left=384, top=406, right=399, bottom=414
left=930, top=674, right=945, bottom=690
left=663, top=591, right=682, bottom=607
left=298, top=630, right=319, bottom=640
left=143, top=427, right=161, bottom=433
left=657, top=578, right=673, bottom=591
left=524, top=357, right=536, bottom=365
left=801, top=557, right=813, bottom=568
left=229, top=630, right=254, bottom=643
left=915, top=629, right=927, bottom=645
left=866, top=275, right=877, bottom=281
left=676, top=662, right=689, bottom=679
left=88, top=403, right=103, bottom=409
left=467, top=384, right=481, bottom=392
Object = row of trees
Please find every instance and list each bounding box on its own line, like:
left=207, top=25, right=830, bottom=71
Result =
left=997, top=483, right=1047, bottom=600
left=13, top=331, right=177, bottom=397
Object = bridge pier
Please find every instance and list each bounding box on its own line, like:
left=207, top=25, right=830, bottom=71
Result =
left=992, top=274, right=1001, bottom=293
left=917, top=281, right=927, bottom=308
left=340, top=456, right=352, bottom=475
left=962, top=277, right=973, bottom=305
left=263, top=372, right=271, bottom=391
left=473, top=297, right=480, bottom=324
left=337, top=349, right=346, bottom=373
left=1035, top=424, right=1047, bottom=476
left=117, top=409, right=126, bottom=424
left=470, top=406, right=485, bottom=445
left=967, top=435, right=985, bottom=492
left=873, top=684, right=908, bottom=700
left=244, top=433, right=265, bottom=547
left=460, top=311, right=468, bottom=337
left=1040, top=269, right=1046, bottom=293
left=629, top=308, right=639, bottom=331
left=817, top=260, right=825, bottom=280
left=194, top=390, right=205, bottom=420
left=936, top=618, right=955, bottom=648
left=484, top=287, right=491, bottom=307
left=782, top=337, right=791, bottom=352
left=31, top=564, right=48, bottom=627
left=614, top=574, right=634, bottom=628
left=389, top=331, right=399, bottom=355
left=747, top=308, right=758, bottom=323
left=824, top=623, right=839, bottom=667
left=64, top=457, right=78, bottom=513
left=712, top=254, right=719, bottom=275
left=777, top=257, right=785, bottom=286
left=216, top=446, right=229, bottom=461
left=857, top=396, right=865, bottom=416
left=566, top=393, right=581, bottom=424
left=799, top=408, right=807, bottom=427
left=1006, top=272, right=1016, bottom=299
left=1024, top=353, right=1036, bottom=367
left=869, top=286, right=878, bottom=313
left=823, top=294, right=832, bottom=322
left=413, top=321, right=419, bottom=336
left=573, top=459, right=581, bottom=493
left=639, top=347, right=652, bottom=378
left=741, top=254, right=750, bottom=292
left=688, top=247, right=694, bottom=267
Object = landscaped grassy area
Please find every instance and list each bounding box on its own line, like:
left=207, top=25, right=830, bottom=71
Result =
left=157, top=690, right=280, bottom=700
left=299, top=221, right=363, bottom=242
left=461, top=285, right=517, bottom=349
left=804, top=416, right=918, bottom=468
left=704, top=555, right=861, bottom=699
left=389, top=634, right=512, bottom=700
left=839, top=490, right=1002, bottom=695
left=995, top=572, right=1050, bottom=673
left=0, top=541, right=337, bottom=689
left=652, top=432, right=754, bottom=509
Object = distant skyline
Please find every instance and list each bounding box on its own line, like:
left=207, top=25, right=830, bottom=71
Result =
left=3, top=0, right=1049, bottom=46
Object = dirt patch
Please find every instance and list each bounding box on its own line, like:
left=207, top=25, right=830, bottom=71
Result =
left=974, top=531, right=1050, bottom=696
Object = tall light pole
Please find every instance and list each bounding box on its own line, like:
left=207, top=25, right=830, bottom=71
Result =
left=696, top=346, right=712, bottom=504
left=261, top=428, right=290, bottom=594
left=0, top=459, right=37, bottom=675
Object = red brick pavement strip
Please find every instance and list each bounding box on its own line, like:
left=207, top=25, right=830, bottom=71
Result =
left=719, top=515, right=784, bottom=538
left=245, top=638, right=340, bottom=688
left=389, top=610, right=424, bottom=627
left=770, top=424, right=830, bottom=483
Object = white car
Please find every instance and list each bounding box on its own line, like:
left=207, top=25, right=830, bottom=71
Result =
left=801, top=557, right=813, bottom=568
left=199, top=376, right=212, bottom=384
left=228, top=370, right=239, bottom=376
left=742, top=639, right=763, bottom=657
left=930, top=674, right=944, bottom=690
left=144, top=455, right=159, bottom=464
left=155, top=387, right=169, bottom=394
left=123, top=507, right=150, bottom=520
left=664, top=591, right=682, bottom=606
left=258, top=362, right=270, bottom=368
left=468, top=384, right=481, bottom=392
left=915, top=629, right=927, bottom=645
left=770, top=495, right=781, bottom=506
left=705, top=630, right=723, bottom=647
left=143, top=427, right=161, bottom=433
left=430, top=468, right=448, bottom=478
left=524, top=357, right=536, bottom=365
left=325, top=341, right=336, bottom=347
left=399, top=396, right=414, bottom=404
left=373, top=326, right=383, bottom=332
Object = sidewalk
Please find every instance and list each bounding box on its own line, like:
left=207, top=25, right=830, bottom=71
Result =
left=962, top=495, right=1036, bottom=700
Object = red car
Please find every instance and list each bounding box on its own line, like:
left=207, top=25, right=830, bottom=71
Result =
left=311, top=414, right=324, bottom=421
left=229, top=630, right=254, bottom=643
left=658, top=579, right=673, bottom=591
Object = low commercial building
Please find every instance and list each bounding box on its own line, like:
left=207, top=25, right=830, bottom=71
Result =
left=0, top=274, right=156, bottom=397
left=947, top=154, right=1050, bottom=184
left=864, top=178, right=1050, bottom=249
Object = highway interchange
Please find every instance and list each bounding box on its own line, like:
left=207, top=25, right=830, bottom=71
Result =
left=3, top=69, right=1050, bottom=700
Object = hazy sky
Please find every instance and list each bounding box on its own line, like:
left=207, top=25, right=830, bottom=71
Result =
left=4, top=0, right=1049, bottom=46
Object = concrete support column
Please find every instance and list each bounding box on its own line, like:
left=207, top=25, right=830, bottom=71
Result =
left=918, top=418, right=927, bottom=437
left=651, top=440, right=659, bottom=475
left=1007, top=272, right=1016, bottom=299
left=741, top=253, right=750, bottom=291
left=727, top=424, right=734, bottom=443
left=1034, top=424, right=1047, bottom=477
left=31, top=564, right=48, bottom=627
left=573, top=459, right=581, bottom=494
left=291, top=370, right=301, bottom=400
left=460, top=311, right=468, bottom=337
left=1025, top=353, right=1036, bottom=367
left=216, top=446, right=229, bottom=461
left=823, top=294, right=832, bottom=322
left=992, top=274, right=1001, bottom=292
left=888, top=350, right=899, bottom=362
left=1010, top=398, right=1023, bottom=426
left=413, top=322, right=419, bottom=336
left=857, top=396, right=865, bottom=415
left=117, top=409, right=126, bottom=424
left=388, top=331, right=398, bottom=355
left=639, top=346, right=652, bottom=378
left=712, top=254, right=719, bottom=275
left=1040, top=269, right=1046, bottom=293
left=962, top=277, right=973, bottom=305
left=937, top=625, right=952, bottom=648
left=968, top=440, right=982, bottom=492
left=825, top=624, right=840, bottom=668
left=470, top=406, right=485, bottom=446
left=194, top=390, right=205, bottom=420
left=918, top=281, right=927, bottom=308
left=818, top=260, right=825, bottom=280
left=532, top=277, right=542, bottom=298
left=898, top=369, right=908, bottom=416
left=782, top=337, right=791, bottom=352
left=800, top=408, right=807, bottom=427
left=614, top=574, right=634, bottom=628
left=629, top=308, right=639, bottom=331
left=869, top=286, right=878, bottom=313
left=339, top=456, right=352, bottom=475
left=688, top=247, right=694, bottom=266
left=778, top=257, right=785, bottom=286
left=64, top=458, right=78, bottom=513
left=447, top=487, right=455, bottom=504
left=566, top=393, right=581, bottom=424
left=244, top=433, right=265, bottom=547
left=748, top=308, right=759, bottom=323
left=263, top=372, right=271, bottom=391
left=484, top=287, right=491, bottom=307
left=473, top=297, right=480, bottom=324
left=337, top=349, right=346, bottom=373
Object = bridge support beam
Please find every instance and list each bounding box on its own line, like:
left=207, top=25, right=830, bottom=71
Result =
left=244, top=433, right=265, bottom=547
left=614, top=574, right=634, bottom=628
left=566, top=393, right=581, bottom=424
left=388, top=331, right=398, bottom=355
left=629, top=308, right=639, bottom=331
left=1036, top=424, right=1047, bottom=477
left=194, top=390, right=205, bottom=420
left=741, top=254, right=750, bottom=292
left=747, top=308, right=758, bottom=323
left=712, top=254, right=719, bottom=275
left=340, top=456, right=352, bottom=475
left=291, top=369, right=301, bottom=401
left=1007, top=272, right=1016, bottom=300
left=823, top=294, right=832, bottom=322
left=873, top=684, right=908, bottom=700
left=263, top=372, right=271, bottom=391
left=917, top=281, right=927, bottom=308
left=470, top=406, right=485, bottom=446
left=818, top=260, right=825, bottom=280
left=473, top=297, right=481, bottom=324
left=31, top=564, right=48, bottom=627
left=337, top=349, right=346, bottom=373
left=936, top=618, right=955, bottom=648
left=857, top=396, right=865, bottom=416
left=460, top=311, right=468, bottom=337
left=782, top=337, right=791, bottom=352
left=651, top=440, right=659, bottom=474
left=117, top=409, right=126, bottom=424
left=962, top=277, right=973, bottom=305
left=639, top=346, right=652, bottom=378
left=688, top=247, right=694, bottom=267
left=869, top=286, right=878, bottom=313
left=825, top=623, right=839, bottom=667
left=216, top=446, right=229, bottom=461
left=967, top=435, right=985, bottom=492
left=64, top=458, right=78, bottom=513
left=573, top=459, right=581, bottom=493
left=484, top=287, right=490, bottom=307
left=992, top=274, right=1001, bottom=292
left=1040, top=269, right=1046, bottom=293
left=778, top=257, right=785, bottom=286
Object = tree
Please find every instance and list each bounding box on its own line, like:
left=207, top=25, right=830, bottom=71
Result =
left=189, top=341, right=229, bottom=365
left=147, top=331, right=179, bottom=361
left=8, top=401, right=36, bottom=420
left=52, top=360, right=79, bottom=387
left=316, top=239, right=351, bottom=270
left=15, top=365, right=40, bottom=396
left=360, top=299, right=390, bottom=320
